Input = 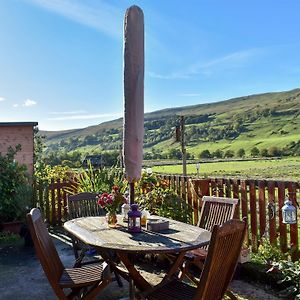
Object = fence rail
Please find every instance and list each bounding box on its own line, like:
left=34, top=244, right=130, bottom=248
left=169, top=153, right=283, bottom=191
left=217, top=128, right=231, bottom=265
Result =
left=34, top=176, right=300, bottom=258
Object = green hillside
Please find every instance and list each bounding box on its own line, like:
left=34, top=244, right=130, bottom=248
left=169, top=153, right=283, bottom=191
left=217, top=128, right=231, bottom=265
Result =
left=42, top=88, right=300, bottom=158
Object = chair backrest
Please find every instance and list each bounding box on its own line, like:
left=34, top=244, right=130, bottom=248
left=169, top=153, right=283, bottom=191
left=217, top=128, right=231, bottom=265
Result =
left=198, top=196, right=239, bottom=231
left=27, top=208, right=65, bottom=297
left=67, top=192, right=105, bottom=219
left=194, top=219, right=246, bottom=300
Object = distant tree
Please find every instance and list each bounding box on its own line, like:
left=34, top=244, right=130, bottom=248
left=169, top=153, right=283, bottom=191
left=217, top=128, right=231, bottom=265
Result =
left=186, top=152, right=194, bottom=160
left=168, top=148, right=182, bottom=159
left=237, top=148, right=245, bottom=158
left=260, top=148, right=268, bottom=157
left=224, top=150, right=234, bottom=158
left=199, top=149, right=211, bottom=159
left=268, top=146, right=282, bottom=157
left=282, top=141, right=300, bottom=156
left=101, top=151, right=119, bottom=166
left=250, top=147, right=260, bottom=157
left=212, top=149, right=223, bottom=159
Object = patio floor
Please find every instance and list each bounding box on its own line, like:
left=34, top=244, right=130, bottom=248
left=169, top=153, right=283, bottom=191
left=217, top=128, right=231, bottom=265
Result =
left=0, top=230, right=279, bottom=300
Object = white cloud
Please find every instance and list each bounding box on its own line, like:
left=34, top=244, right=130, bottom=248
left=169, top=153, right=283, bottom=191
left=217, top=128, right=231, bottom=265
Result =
left=23, top=99, right=37, bottom=107
left=148, top=71, right=189, bottom=80
left=149, top=48, right=264, bottom=80
left=47, top=112, right=122, bottom=121
left=25, top=0, right=122, bottom=39
left=189, top=49, right=262, bottom=75
left=180, top=93, right=202, bottom=97
left=0, top=97, right=5, bottom=102
left=12, top=99, right=37, bottom=108
left=50, top=110, right=87, bottom=115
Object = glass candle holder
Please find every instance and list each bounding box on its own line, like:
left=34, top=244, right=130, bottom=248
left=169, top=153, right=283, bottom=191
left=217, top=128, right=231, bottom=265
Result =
left=122, top=203, right=130, bottom=222
left=128, top=203, right=141, bottom=233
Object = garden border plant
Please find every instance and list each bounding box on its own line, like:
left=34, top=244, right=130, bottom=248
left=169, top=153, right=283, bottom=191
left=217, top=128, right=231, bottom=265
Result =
left=241, top=237, right=300, bottom=298
left=0, top=145, right=33, bottom=227
left=135, top=171, right=193, bottom=223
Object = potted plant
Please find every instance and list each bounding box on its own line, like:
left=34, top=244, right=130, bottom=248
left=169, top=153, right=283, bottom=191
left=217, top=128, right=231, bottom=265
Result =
left=0, top=145, right=33, bottom=234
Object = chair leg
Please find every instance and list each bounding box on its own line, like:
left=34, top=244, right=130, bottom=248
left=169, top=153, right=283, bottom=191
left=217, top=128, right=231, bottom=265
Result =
left=129, top=278, right=135, bottom=300
left=83, top=278, right=111, bottom=300
left=178, top=260, right=188, bottom=281
left=114, top=271, right=123, bottom=287
left=71, top=237, right=79, bottom=259
left=74, top=248, right=87, bottom=268
left=178, top=260, right=201, bottom=285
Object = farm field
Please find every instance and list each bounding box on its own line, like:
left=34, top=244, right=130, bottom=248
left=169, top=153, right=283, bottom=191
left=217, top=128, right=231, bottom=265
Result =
left=152, top=157, right=300, bottom=181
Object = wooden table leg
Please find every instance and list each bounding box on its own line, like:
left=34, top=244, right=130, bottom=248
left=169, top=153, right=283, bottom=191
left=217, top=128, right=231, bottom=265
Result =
left=162, top=251, right=186, bottom=282
left=117, top=251, right=152, bottom=292
left=98, top=249, right=130, bottom=282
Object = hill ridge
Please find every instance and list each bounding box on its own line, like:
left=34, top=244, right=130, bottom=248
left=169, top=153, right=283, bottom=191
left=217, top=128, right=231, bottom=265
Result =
left=42, top=87, right=300, bottom=158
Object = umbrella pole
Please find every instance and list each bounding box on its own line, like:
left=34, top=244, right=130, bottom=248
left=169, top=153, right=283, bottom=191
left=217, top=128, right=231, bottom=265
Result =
left=129, top=182, right=135, bottom=205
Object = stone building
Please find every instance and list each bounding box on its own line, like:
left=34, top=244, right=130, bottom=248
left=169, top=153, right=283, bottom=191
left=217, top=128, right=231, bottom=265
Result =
left=0, top=122, right=38, bottom=176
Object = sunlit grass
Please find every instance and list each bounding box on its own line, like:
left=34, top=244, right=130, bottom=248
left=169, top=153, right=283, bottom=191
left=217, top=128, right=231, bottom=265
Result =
left=152, top=157, right=300, bottom=181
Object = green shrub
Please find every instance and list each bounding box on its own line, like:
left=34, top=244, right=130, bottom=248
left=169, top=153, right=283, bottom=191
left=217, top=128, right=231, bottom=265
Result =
left=274, top=260, right=300, bottom=299
left=251, top=238, right=288, bottom=265
left=65, top=162, right=125, bottom=194
left=0, top=232, right=21, bottom=243
left=251, top=238, right=300, bottom=298
left=34, top=164, right=71, bottom=182
left=0, top=145, right=32, bottom=222
left=136, top=172, right=192, bottom=223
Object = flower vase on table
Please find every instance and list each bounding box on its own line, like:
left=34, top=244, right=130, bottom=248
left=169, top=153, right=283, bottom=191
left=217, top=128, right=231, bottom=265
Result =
left=97, top=185, right=126, bottom=229
left=106, top=212, right=118, bottom=228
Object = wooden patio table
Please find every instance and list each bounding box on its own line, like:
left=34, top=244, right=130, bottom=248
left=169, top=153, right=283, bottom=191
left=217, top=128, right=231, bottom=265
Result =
left=64, top=215, right=211, bottom=293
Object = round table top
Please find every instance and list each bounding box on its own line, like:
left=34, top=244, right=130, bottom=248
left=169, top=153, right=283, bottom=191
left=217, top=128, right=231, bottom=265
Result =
left=64, top=215, right=211, bottom=253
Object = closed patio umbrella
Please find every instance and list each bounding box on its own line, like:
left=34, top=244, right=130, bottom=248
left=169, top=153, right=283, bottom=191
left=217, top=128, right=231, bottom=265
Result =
left=123, top=6, right=144, bottom=205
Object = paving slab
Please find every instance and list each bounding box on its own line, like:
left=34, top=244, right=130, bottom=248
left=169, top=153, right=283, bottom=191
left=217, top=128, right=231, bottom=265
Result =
left=0, top=232, right=279, bottom=300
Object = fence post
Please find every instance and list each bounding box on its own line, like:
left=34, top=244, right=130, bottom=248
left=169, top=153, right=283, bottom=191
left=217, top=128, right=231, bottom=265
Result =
left=258, top=180, right=266, bottom=241
left=268, top=181, right=277, bottom=246
left=278, top=182, right=288, bottom=253
left=240, top=180, right=249, bottom=247
left=288, top=182, right=299, bottom=260
left=249, top=180, right=258, bottom=252
left=232, top=179, right=240, bottom=219
left=50, top=178, right=56, bottom=225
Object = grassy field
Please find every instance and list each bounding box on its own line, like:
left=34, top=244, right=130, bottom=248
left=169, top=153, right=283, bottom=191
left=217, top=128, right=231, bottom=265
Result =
left=151, top=157, right=300, bottom=181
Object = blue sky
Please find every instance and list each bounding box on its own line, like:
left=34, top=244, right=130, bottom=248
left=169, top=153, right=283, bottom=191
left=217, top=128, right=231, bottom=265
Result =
left=1, top=0, right=300, bottom=131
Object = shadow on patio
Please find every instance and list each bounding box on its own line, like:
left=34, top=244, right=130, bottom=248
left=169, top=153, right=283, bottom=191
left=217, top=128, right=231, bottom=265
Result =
left=0, top=231, right=279, bottom=300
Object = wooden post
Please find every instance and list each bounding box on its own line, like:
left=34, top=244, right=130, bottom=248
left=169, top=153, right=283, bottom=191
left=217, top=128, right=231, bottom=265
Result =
left=180, top=116, right=187, bottom=176
left=278, top=182, right=288, bottom=253
left=57, top=179, right=62, bottom=226
left=129, top=182, right=135, bottom=205
left=268, top=181, right=277, bottom=246
left=249, top=180, right=258, bottom=251
left=288, top=182, right=299, bottom=260
left=258, top=181, right=266, bottom=240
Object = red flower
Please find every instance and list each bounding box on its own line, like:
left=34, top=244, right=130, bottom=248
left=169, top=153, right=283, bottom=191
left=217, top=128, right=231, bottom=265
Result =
left=96, top=187, right=124, bottom=214
left=112, top=185, right=119, bottom=192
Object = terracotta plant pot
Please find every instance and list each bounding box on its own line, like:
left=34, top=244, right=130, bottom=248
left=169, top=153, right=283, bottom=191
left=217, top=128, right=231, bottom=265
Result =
left=0, top=221, right=23, bottom=234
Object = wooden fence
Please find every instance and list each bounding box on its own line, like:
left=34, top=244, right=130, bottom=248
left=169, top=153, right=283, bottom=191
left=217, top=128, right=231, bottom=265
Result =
left=34, top=176, right=300, bottom=258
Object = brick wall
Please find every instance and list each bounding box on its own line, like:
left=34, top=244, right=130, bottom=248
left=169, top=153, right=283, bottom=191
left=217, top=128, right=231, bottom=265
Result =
left=0, top=124, right=36, bottom=176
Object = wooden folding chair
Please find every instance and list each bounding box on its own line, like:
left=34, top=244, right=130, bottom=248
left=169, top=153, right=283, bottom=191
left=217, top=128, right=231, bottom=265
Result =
left=67, top=192, right=123, bottom=287
left=67, top=192, right=105, bottom=265
left=27, top=208, right=111, bottom=300
left=142, top=219, right=246, bottom=300
left=179, top=196, right=238, bottom=283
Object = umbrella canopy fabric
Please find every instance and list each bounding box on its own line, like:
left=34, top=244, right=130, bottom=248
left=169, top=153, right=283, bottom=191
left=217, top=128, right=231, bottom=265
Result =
left=123, top=6, right=144, bottom=184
